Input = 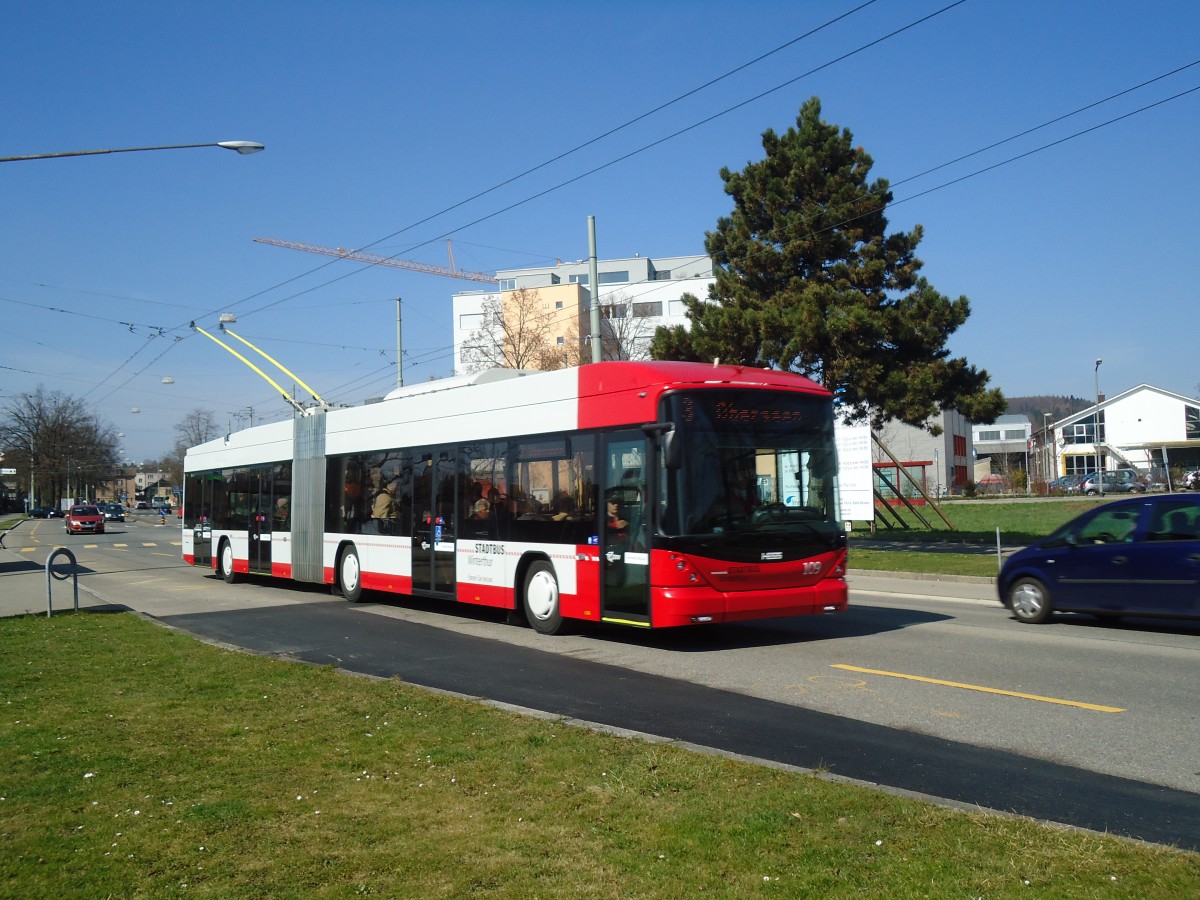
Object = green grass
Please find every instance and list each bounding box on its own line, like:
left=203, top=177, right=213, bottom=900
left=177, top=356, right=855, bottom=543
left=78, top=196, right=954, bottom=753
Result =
left=846, top=499, right=1111, bottom=577
left=854, top=498, right=1106, bottom=543
left=1, top=614, right=1197, bottom=897
left=848, top=547, right=1004, bottom=578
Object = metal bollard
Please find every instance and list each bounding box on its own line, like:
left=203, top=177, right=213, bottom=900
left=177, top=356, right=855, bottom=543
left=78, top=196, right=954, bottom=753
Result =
left=45, top=546, right=80, bottom=617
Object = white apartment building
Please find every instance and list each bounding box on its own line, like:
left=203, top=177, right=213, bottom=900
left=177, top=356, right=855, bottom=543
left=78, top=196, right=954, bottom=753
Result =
left=1048, top=384, right=1200, bottom=480
left=451, top=253, right=713, bottom=373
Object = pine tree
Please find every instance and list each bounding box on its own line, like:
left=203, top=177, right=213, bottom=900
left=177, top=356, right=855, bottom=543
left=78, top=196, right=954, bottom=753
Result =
left=651, top=97, right=1004, bottom=431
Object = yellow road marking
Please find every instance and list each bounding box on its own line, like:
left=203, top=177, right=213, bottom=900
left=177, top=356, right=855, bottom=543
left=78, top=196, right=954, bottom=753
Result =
left=831, top=664, right=1125, bottom=713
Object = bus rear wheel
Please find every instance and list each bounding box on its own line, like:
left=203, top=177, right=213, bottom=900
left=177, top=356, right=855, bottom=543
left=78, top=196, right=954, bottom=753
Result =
left=523, top=560, right=568, bottom=635
left=339, top=546, right=363, bottom=603
left=219, top=540, right=240, bottom=584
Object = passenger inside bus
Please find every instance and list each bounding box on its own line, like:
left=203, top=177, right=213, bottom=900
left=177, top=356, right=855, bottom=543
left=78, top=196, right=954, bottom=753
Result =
left=274, top=496, right=290, bottom=529
left=552, top=490, right=577, bottom=519
left=606, top=499, right=629, bottom=537
left=364, top=475, right=397, bottom=535
left=463, top=497, right=495, bottom=539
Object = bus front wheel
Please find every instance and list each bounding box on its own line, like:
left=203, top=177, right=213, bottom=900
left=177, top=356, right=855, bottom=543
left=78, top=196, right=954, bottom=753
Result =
left=339, top=546, right=363, bottom=603
left=219, top=540, right=240, bottom=584
left=523, top=560, right=568, bottom=635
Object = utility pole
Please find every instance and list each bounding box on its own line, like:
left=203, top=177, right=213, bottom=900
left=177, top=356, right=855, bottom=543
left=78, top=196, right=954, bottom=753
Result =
left=588, top=216, right=601, bottom=364
left=396, top=297, right=404, bottom=388
left=1095, top=358, right=1104, bottom=497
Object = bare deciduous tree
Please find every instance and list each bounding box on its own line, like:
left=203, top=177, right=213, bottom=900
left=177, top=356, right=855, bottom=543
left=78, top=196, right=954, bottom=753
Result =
left=173, top=409, right=220, bottom=457
left=164, top=408, right=221, bottom=485
left=461, top=289, right=575, bottom=373
left=0, top=386, right=119, bottom=507
left=599, top=292, right=658, bottom=362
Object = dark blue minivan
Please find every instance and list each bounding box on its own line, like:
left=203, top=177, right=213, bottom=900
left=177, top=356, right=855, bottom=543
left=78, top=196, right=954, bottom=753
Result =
left=999, top=494, right=1200, bottom=624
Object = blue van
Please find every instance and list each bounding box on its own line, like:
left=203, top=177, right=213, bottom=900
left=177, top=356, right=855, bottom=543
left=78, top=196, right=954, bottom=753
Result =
left=999, top=494, right=1200, bottom=624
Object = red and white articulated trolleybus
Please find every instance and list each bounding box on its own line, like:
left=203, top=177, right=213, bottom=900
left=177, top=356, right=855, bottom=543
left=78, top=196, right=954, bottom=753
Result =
left=183, top=361, right=848, bottom=634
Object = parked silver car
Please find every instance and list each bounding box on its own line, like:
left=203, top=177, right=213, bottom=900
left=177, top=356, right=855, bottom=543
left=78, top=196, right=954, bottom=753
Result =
left=1078, top=472, right=1145, bottom=495
left=1060, top=473, right=1093, bottom=494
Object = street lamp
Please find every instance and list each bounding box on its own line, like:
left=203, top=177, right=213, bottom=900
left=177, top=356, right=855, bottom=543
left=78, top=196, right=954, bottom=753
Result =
left=1043, top=412, right=1054, bottom=484
left=1094, top=358, right=1104, bottom=496
left=0, top=141, right=264, bottom=163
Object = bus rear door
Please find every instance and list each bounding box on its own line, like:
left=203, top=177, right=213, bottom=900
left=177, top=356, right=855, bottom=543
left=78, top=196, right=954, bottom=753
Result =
left=411, top=448, right=456, bottom=596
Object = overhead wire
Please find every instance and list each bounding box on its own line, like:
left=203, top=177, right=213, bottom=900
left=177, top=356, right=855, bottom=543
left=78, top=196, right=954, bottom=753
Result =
left=81, top=1, right=902, bottom=405
left=734, top=81, right=1200, bottom=271
left=220, top=1, right=971, bottom=325
left=393, top=65, right=1200, bottom=384
left=194, top=45, right=1200, bottom=419
left=169, top=0, right=974, bottom=419
left=194, top=0, right=885, bottom=322
left=57, top=5, right=1199, bottom=417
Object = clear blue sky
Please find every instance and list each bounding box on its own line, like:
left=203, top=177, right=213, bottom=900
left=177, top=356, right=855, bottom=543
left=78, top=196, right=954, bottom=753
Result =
left=3, top=1, right=1197, bottom=462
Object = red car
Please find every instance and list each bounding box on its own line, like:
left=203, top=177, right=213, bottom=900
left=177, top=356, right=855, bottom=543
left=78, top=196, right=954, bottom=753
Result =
left=64, top=505, right=106, bottom=535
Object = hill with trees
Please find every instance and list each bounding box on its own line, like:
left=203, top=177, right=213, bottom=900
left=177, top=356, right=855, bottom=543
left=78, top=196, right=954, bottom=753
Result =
left=1005, top=395, right=1090, bottom=425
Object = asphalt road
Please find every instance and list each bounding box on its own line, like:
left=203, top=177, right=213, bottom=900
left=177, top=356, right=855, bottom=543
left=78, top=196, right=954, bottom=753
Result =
left=4, top=515, right=1198, bottom=851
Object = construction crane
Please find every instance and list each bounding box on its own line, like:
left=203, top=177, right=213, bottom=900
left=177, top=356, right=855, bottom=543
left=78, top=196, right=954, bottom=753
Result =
left=253, top=237, right=499, bottom=285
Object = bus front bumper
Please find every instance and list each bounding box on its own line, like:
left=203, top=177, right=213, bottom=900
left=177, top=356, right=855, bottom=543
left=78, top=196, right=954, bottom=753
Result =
left=651, top=578, right=848, bottom=628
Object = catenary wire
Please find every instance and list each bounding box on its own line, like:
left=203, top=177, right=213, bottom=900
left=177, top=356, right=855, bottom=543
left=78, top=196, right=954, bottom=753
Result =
left=70, top=11, right=1198, bottom=416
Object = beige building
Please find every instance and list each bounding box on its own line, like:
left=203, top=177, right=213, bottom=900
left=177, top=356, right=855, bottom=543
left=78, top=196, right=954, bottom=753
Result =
left=452, top=253, right=713, bottom=373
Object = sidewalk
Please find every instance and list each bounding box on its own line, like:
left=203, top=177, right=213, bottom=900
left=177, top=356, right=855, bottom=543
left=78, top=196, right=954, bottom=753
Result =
left=0, top=519, right=129, bottom=618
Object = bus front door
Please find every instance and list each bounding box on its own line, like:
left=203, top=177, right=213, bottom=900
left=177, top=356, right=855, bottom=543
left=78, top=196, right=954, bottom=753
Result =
left=601, top=432, right=650, bottom=624
left=192, top=521, right=212, bottom=568
left=411, top=448, right=456, bottom=596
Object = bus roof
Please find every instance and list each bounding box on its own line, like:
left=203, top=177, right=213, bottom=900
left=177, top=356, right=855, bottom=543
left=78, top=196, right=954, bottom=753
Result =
left=576, top=360, right=829, bottom=395
left=185, top=361, right=831, bottom=470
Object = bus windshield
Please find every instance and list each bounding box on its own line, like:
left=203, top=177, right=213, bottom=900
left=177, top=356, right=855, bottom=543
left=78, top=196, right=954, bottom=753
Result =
left=659, top=389, right=841, bottom=545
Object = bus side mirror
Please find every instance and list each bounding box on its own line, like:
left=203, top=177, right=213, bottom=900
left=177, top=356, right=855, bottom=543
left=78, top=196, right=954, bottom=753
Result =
left=641, top=421, right=680, bottom=468
left=662, top=428, right=682, bottom=470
